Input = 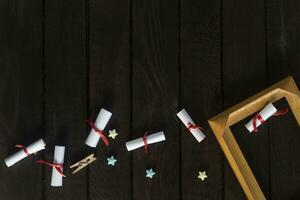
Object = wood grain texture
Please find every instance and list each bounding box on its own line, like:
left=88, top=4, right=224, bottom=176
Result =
left=43, top=0, right=87, bottom=199
left=222, top=0, right=268, bottom=199
left=0, top=1, right=44, bottom=200
left=2, top=0, right=300, bottom=199
left=88, top=0, right=131, bottom=199
left=131, top=0, right=180, bottom=199
left=180, top=0, right=223, bottom=199
left=266, top=0, right=300, bottom=198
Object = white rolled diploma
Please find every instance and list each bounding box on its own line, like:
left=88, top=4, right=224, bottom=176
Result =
left=245, top=103, right=277, bottom=133
left=51, top=145, right=65, bottom=187
left=177, top=109, right=206, bottom=142
left=125, top=131, right=166, bottom=151
left=85, top=108, right=112, bottom=148
left=4, top=139, right=46, bottom=167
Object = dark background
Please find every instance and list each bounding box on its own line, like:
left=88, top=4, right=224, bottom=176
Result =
left=0, top=0, right=300, bottom=199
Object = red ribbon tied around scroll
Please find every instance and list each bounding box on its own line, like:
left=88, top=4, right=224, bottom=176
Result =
left=187, top=122, right=204, bottom=132
left=36, top=159, right=66, bottom=177
left=86, top=118, right=109, bottom=146
left=15, top=145, right=30, bottom=155
left=142, top=132, right=149, bottom=153
left=252, top=107, right=289, bottom=133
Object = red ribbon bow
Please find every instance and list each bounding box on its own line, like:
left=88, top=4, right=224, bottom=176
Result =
left=86, top=119, right=109, bottom=146
left=15, top=145, right=30, bottom=155
left=252, top=114, right=265, bottom=133
left=252, top=107, right=289, bottom=133
left=142, top=132, right=149, bottom=153
left=36, top=159, right=66, bottom=177
left=187, top=122, right=204, bottom=132
left=273, top=107, right=289, bottom=116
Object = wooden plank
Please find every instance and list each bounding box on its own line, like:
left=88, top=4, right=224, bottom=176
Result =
left=43, top=0, right=87, bottom=199
left=266, top=0, right=300, bottom=198
left=180, top=0, right=223, bottom=199
left=0, top=1, right=43, bottom=199
left=88, top=0, right=131, bottom=199
left=222, top=0, right=268, bottom=199
left=131, top=0, right=180, bottom=199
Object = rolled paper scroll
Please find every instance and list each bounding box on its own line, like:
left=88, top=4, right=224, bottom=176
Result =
left=51, top=146, right=65, bottom=187
left=4, top=139, right=46, bottom=167
left=177, top=109, right=206, bottom=142
left=245, top=103, right=277, bottom=133
left=125, top=131, right=166, bottom=151
left=85, top=108, right=112, bottom=148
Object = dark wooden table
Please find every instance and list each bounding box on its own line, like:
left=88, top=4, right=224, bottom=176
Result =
left=1, top=0, right=300, bottom=199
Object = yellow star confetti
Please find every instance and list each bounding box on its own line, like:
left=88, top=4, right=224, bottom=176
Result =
left=198, top=171, right=207, bottom=181
left=108, top=129, right=118, bottom=139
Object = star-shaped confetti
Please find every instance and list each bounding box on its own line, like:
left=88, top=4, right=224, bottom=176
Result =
left=108, top=129, right=118, bottom=139
left=146, top=168, right=156, bottom=179
left=198, top=171, right=207, bottom=181
left=107, top=155, right=117, bottom=166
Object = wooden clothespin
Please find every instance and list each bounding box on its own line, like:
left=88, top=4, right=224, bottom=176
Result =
left=70, top=154, right=96, bottom=174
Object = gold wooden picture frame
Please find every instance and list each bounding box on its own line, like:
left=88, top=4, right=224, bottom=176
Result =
left=208, top=76, right=300, bottom=200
